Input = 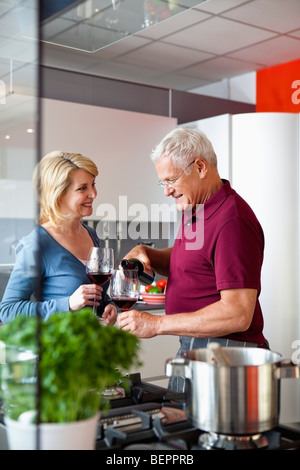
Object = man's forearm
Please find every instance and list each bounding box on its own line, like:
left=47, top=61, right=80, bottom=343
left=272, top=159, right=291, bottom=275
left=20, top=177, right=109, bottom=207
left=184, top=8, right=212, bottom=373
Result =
left=145, top=246, right=172, bottom=277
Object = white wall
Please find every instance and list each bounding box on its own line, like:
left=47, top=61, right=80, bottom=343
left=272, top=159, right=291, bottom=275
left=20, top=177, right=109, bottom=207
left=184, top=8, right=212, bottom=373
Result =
left=181, top=114, right=231, bottom=180
left=0, top=180, right=35, bottom=219
left=0, top=142, right=36, bottom=219
left=183, top=112, right=300, bottom=424
left=41, top=99, right=177, bottom=222
left=0, top=147, right=36, bottom=180
left=190, top=72, right=256, bottom=105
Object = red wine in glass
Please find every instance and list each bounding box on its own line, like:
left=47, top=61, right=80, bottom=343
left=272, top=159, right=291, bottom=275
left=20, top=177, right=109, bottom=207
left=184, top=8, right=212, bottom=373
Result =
left=87, top=272, right=112, bottom=285
left=111, top=296, right=137, bottom=312
left=86, top=247, right=114, bottom=316
left=110, top=269, right=140, bottom=312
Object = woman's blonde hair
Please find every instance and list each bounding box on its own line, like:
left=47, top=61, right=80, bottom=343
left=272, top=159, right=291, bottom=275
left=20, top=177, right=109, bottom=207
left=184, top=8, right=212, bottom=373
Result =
left=34, top=151, right=98, bottom=226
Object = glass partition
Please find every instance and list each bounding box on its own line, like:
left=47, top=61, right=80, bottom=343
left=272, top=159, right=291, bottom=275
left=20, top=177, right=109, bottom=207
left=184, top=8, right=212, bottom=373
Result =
left=0, top=0, right=39, bottom=283
left=0, top=0, right=39, bottom=450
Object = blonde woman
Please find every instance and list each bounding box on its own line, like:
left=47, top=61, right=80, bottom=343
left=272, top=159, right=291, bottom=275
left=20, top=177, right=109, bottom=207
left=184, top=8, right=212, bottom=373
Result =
left=0, top=151, right=117, bottom=324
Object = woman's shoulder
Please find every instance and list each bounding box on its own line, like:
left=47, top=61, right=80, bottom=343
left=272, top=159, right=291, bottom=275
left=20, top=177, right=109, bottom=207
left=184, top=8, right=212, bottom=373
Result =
left=13, top=226, right=41, bottom=260
left=18, top=226, right=39, bottom=245
left=17, top=226, right=51, bottom=250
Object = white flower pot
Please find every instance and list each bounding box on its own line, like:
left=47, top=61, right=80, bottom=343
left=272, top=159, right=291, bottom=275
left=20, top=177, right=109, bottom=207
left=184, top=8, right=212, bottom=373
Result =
left=5, top=413, right=99, bottom=450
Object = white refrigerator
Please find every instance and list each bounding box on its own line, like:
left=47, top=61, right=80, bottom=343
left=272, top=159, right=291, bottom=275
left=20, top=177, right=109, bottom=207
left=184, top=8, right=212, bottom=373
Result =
left=183, top=112, right=300, bottom=424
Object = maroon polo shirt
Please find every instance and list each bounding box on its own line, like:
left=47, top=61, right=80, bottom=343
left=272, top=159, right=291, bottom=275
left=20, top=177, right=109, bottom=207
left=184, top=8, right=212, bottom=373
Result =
left=165, top=180, right=266, bottom=344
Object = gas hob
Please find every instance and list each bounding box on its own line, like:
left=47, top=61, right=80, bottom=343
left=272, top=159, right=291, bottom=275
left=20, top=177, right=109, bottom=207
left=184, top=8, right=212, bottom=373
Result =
left=96, top=374, right=300, bottom=451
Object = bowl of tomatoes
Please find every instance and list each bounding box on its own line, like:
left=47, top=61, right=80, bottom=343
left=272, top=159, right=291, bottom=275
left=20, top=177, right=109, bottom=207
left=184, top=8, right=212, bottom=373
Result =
left=141, top=279, right=167, bottom=304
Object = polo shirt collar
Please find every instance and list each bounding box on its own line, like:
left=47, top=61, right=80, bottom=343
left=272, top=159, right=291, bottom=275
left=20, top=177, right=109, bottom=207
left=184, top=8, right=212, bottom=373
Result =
left=202, top=179, right=233, bottom=220
left=183, top=179, right=233, bottom=225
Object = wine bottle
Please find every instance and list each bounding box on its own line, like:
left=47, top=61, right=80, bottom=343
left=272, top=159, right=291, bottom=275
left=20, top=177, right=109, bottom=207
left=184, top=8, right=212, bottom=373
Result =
left=121, top=258, right=155, bottom=286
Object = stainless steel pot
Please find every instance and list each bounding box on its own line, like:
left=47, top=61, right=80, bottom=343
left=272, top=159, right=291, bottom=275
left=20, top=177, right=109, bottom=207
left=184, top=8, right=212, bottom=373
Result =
left=165, top=347, right=300, bottom=435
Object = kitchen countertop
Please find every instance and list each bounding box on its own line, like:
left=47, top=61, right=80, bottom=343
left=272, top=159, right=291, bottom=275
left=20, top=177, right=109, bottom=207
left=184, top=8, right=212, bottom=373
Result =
left=134, top=301, right=165, bottom=311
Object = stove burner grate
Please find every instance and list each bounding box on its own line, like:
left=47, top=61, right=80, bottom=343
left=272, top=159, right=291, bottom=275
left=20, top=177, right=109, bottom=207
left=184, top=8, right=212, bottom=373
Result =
left=198, top=431, right=270, bottom=450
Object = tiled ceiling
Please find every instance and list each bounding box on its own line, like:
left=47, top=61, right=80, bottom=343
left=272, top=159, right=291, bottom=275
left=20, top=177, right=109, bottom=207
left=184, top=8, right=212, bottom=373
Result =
left=1, top=0, right=300, bottom=137
left=40, top=0, right=300, bottom=92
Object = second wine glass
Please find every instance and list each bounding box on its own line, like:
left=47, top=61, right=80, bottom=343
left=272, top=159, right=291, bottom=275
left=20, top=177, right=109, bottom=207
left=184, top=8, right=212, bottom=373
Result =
left=110, top=269, right=140, bottom=312
left=86, top=247, right=114, bottom=315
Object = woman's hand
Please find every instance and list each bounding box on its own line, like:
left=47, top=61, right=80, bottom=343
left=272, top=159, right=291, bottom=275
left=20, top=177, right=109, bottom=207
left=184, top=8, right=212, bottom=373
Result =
left=101, top=303, right=118, bottom=325
left=69, top=284, right=103, bottom=311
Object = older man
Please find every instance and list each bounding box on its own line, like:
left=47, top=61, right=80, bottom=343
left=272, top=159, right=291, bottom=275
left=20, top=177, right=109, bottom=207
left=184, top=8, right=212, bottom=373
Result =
left=118, top=127, right=268, bottom=391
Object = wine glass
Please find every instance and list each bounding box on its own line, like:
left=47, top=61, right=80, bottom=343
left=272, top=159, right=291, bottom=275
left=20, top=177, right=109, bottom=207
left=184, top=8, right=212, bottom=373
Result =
left=86, top=247, right=114, bottom=315
left=110, top=269, right=140, bottom=312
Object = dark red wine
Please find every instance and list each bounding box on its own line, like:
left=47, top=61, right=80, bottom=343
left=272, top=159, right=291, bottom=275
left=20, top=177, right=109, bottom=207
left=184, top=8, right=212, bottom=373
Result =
left=112, top=297, right=137, bottom=311
left=87, top=272, right=112, bottom=285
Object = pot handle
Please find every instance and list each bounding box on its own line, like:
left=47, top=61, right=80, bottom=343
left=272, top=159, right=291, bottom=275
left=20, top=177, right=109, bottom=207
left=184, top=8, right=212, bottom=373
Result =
left=274, top=360, right=300, bottom=379
left=165, top=357, right=192, bottom=379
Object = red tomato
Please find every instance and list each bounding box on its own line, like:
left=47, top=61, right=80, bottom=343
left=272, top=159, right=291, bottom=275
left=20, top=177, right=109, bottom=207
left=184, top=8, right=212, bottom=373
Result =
left=156, top=279, right=167, bottom=292
left=144, top=285, right=152, bottom=293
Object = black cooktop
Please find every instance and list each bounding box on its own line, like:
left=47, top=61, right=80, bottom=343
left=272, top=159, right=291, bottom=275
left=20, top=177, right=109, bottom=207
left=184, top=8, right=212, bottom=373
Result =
left=1, top=373, right=300, bottom=452
left=96, top=374, right=300, bottom=451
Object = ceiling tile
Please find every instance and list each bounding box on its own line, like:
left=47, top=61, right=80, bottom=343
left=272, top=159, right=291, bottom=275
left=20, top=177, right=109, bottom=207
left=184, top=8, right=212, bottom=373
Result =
left=42, top=18, right=76, bottom=38
left=183, top=56, right=264, bottom=81
left=0, top=36, right=37, bottom=62
left=0, top=3, right=36, bottom=39
left=196, top=0, right=251, bottom=15
left=0, top=1, right=15, bottom=16
left=222, top=0, right=300, bottom=33
left=42, top=43, right=101, bottom=70
left=115, top=41, right=214, bottom=71
left=288, top=28, right=300, bottom=39
left=164, top=16, right=277, bottom=55
left=228, top=36, right=300, bottom=67
left=45, top=22, right=129, bottom=53
left=136, top=8, right=211, bottom=40
left=93, top=35, right=151, bottom=59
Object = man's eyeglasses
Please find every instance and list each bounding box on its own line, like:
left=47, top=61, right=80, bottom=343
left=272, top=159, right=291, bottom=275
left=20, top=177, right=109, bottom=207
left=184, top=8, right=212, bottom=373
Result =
left=158, top=160, right=195, bottom=188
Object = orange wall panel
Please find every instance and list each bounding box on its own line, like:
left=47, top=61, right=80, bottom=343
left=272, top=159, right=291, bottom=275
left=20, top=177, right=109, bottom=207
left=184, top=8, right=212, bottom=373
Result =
left=256, top=59, right=300, bottom=112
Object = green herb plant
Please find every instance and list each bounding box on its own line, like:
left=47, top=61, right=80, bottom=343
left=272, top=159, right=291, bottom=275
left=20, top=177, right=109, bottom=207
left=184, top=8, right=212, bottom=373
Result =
left=0, top=308, right=141, bottom=423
